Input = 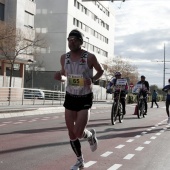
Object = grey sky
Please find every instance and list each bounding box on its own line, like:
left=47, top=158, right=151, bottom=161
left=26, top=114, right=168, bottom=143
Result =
left=113, top=0, right=170, bottom=88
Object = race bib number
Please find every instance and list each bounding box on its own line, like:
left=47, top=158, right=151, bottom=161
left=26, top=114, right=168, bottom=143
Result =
left=116, top=79, right=127, bottom=86
left=135, top=84, right=143, bottom=89
left=68, top=74, right=84, bottom=86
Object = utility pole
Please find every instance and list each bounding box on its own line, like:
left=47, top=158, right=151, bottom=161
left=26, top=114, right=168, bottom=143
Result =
left=152, top=43, right=170, bottom=87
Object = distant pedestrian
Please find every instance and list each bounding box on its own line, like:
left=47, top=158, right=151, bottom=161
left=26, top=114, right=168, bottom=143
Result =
left=162, top=78, right=170, bottom=124
left=150, top=90, right=159, bottom=108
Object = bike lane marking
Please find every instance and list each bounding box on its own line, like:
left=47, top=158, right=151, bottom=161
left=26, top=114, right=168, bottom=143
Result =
left=123, top=154, right=135, bottom=160
left=84, top=161, right=97, bottom=168
left=115, top=145, right=125, bottom=149
left=100, top=151, right=113, bottom=157
left=126, top=139, right=134, bottom=142
left=107, top=164, right=122, bottom=170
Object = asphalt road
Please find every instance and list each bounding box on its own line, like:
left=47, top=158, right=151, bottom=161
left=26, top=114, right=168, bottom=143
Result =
left=0, top=101, right=169, bottom=170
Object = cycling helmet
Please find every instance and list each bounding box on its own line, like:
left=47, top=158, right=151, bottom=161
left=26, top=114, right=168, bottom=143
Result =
left=115, top=72, right=121, bottom=76
left=141, top=75, right=145, bottom=78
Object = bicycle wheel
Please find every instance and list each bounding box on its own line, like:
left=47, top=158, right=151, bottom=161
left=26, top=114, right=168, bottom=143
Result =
left=142, top=101, right=146, bottom=118
left=137, top=101, right=142, bottom=119
left=118, top=103, right=124, bottom=123
left=111, top=103, right=118, bottom=125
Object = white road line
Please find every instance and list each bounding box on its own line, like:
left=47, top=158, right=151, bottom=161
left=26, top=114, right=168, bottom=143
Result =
left=156, top=133, right=161, bottom=135
left=163, top=127, right=167, bottom=130
left=151, top=127, right=156, bottom=129
left=13, top=122, right=23, bottom=124
left=160, top=130, right=165, bottom=133
left=147, top=128, right=152, bottom=131
left=126, top=139, right=134, bottom=143
left=28, top=120, right=37, bottom=122
left=0, top=124, right=6, bottom=127
left=123, top=154, right=135, bottom=160
left=135, top=135, right=141, bottom=138
left=107, top=164, right=122, bottom=170
left=141, top=132, right=147, bottom=135
left=41, top=119, right=49, bottom=121
left=135, top=147, right=144, bottom=151
left=101, top=151, right=113, bottom=157
left=150, top=136, right=157, bottom=139
left=19, top=120, right=27, bottom=122
left=115, top=145, right=125, bottom=149
left=84, top=161, right=97, bottom=168
left=3, top=121, right=12, bottom=124
left=158, top=123, right=162, bottom=125
left=144, top=141, right=151, bottom=144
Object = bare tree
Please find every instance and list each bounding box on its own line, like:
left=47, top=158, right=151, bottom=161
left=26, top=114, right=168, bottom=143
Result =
left=0, top=21, right=47, bottom=102
left=104, top=56, right=139, bottom=85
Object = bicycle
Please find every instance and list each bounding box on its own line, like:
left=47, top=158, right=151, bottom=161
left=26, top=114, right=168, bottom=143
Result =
left=108, top=78, right=127, bottom=125
left=111, top=88, right=125, bottom=125
left=133, top=84, right=149, bottom=119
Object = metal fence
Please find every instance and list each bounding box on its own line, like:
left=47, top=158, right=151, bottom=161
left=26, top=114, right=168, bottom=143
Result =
left=0, top=87, right=65, bottom=106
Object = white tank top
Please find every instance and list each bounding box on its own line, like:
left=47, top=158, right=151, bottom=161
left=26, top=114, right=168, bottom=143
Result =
left=64, top=51, right=93, bottom=95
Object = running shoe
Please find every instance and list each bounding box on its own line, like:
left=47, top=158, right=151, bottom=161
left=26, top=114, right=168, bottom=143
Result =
left=70, top=158, right=84, bottom=170
left=88, top=129, right=98, bottom=152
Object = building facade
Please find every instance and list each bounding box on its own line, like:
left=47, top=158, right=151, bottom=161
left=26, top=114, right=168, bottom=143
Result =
left=0, top=0, right=36, bottom=87
left=35, top=0, right=115, bottom=79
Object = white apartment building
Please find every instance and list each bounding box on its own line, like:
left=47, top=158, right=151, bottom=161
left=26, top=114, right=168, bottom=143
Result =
left=35, top=0, right=115, bottom=79
left=0, top=0, right=36, bottom=87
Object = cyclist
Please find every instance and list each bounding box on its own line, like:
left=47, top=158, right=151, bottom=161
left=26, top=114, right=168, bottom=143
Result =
left=162, top=78, right=170, bottom=124
left=106, top=72, right=128, bottom=115
left=134, top=75, right=150, bottom=115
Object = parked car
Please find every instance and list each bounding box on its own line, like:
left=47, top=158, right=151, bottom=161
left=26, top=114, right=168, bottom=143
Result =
left=24, top=89, right=45, bottom=99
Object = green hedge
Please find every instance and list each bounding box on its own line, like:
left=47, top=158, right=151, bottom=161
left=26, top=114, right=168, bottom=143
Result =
left=126, top=93, right=163, bottom=104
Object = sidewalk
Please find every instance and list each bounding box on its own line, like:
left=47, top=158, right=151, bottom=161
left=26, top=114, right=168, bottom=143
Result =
left=0, top=100, right=113, bottom=119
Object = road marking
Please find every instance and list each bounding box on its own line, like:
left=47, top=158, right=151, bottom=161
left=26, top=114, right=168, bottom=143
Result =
left=101, top=151, right=113, bottom=157
left=135, top=135, right=141, bottom=138
left=126, top=139, right=134, bottom=142
left=19, top=120, right=27, bottom=122
left=3, top=121, right=12, bottom=124
left=151, top=127, right=156, bottom=129
left=163, top=127, right=167, bottom=130
left=0, top=124, right=6, bottom=126
left=135, top=147, right=144, bottom=151
left=13, top=122, right=23, bottom=124
left=115, top=145, right=125, bottom=149
left=28, top=120, right=37, bottom=122
left=84, top=161, right=97, bottom=167
left=160, top=130, right=165, bottom=133
left=150, top=136, right=157, bottom=139
left=107, top=164, right=122, bottom=170
left=147, top=128, right=152, bottom=131
left=41, top=119, right=49, bottom=121
left=156, top=133, right=161, bottom=135
left=144, top=141, right=151, bottom=144
left=123, top=154, right=135, bottom=160
left=141, top=131, right=147, bottom=135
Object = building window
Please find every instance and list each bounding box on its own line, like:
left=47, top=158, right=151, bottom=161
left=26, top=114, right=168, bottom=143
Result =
left=0, top=3, right=5, bottom=21
left=24, top=11, right=34, bottom=28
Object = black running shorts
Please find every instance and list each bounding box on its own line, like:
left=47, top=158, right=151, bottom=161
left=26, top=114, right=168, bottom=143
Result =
left=63, top=92, right=93, bottom=111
